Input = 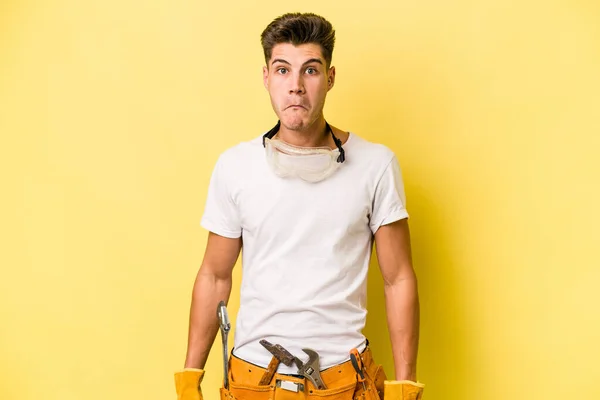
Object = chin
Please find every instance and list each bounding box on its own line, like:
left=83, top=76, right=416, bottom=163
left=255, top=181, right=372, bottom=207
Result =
left=281, top=118, right=308, bottom=131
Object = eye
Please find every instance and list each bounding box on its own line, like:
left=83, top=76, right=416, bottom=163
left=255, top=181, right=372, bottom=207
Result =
left=306, top=67, right=317, bottom=75
left=276, top=67, right=288, bottom=75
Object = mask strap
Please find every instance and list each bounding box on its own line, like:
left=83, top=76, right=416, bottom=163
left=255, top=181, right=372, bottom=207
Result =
left=262, top=121, right=281, bottom=147
left=327, top=122, right=346, bottom=163
left=262, top=120, right=346, bottom=164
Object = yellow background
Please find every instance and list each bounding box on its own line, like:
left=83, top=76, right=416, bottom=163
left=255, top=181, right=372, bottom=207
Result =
left=1, top=0, right=599, bottom=399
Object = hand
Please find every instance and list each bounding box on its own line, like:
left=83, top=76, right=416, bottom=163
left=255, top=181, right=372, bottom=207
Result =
left=384, top=380, right=425, bottom=399
left=174, top=369, right=205, bottom=400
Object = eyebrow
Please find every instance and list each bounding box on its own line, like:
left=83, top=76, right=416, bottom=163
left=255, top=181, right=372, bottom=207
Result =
left=271, top=58, right=324, bottom=67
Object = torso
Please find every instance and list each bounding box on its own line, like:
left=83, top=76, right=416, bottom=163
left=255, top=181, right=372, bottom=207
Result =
left=205, top=131, right=402, bottom=372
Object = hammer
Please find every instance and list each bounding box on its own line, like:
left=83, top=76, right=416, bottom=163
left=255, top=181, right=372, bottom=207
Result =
left=258, top=339, right=296, bottom=385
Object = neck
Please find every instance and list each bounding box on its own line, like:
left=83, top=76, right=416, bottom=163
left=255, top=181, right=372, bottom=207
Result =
left=277, top=118, right=330, bottom=148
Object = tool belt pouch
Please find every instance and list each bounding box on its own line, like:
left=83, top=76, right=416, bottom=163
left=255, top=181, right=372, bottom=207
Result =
left=220, top=381, right=358, bottom=400
left=220, top=359, right=274, bottom=400
left=222, top=354, right=361, bottom=400
left=354, top=360, right=387, bottom=400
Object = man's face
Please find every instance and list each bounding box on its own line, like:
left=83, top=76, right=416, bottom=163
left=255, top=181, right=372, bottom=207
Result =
left=263, top=43, right=335, bottom=132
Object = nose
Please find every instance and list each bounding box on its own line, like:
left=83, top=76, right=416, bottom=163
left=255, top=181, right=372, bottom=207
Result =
left=288, top=72, right=305, bottom=94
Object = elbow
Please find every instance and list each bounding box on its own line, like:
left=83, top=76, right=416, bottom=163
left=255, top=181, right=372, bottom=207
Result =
left=382, top=268, right=418, bottom=288
left=194, top=264, right=233, bottom=292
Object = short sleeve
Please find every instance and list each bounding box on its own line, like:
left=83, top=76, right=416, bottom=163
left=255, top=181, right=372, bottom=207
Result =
left=200, top=155, right=242, bottom=238
left=369, top=156, right=409, bottom=234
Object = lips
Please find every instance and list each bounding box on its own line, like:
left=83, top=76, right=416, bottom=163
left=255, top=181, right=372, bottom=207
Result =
left=286, top=104, right=307, bottom=110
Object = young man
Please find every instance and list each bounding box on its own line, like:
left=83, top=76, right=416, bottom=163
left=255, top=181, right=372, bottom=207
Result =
left=175, top=13, right=425, bottom=400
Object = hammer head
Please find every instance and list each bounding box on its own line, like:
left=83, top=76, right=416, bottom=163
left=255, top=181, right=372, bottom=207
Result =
left=259, top=340, right=296, bottom=367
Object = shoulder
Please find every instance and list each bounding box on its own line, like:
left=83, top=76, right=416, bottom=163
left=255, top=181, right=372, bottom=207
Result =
left=345, top=132, right=398, bottom=170
left=214, top=135, right=264, bottom=169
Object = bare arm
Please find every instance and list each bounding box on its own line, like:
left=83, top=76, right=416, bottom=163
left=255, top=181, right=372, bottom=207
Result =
left=183, top=232, right=242, bottom=369
left=374, top=218, right=420, bottom=381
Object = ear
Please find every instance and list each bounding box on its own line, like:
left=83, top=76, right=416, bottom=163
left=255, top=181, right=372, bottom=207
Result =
left=327, top=66, right=336, bottom=91
left=263, top=66, right=269, bottom=89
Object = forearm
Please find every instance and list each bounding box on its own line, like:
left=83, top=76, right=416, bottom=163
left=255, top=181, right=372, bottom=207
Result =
left=183, top=267, right=233, bottom=369
left=384, top=275, right=420, bottom=381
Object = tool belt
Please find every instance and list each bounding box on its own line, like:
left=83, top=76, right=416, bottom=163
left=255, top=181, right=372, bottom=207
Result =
left=220, top=346, right=387, bottom=400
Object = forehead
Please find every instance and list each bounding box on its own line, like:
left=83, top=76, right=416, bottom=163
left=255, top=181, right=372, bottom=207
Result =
left=269, top=43, right=325, bottom=63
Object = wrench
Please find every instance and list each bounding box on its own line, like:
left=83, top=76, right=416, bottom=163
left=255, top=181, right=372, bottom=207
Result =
left=217, top=301, right=230, bottom=390
left=294, top=348, right=327, bottom=390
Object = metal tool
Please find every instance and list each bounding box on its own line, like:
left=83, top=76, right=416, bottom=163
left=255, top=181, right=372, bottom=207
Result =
left=293, top=348, right=327, bottom=390
left=350, top=348, right=366, bottom=391
left=258, top=339, right=297, bottom=385
left=259, top=340, right=296, bottom=366
left=217, top=301, right=230, bottom=390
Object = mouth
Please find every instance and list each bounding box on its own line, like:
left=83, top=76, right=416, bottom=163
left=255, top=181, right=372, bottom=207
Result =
left=286, top=104, right=307, bottom=110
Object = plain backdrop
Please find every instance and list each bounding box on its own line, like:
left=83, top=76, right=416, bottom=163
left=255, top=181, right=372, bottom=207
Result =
left=1, top=1, right=599, bottom=399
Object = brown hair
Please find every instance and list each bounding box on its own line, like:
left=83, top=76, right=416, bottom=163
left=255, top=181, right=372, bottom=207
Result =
left=260, top=13, right=336, bottom=68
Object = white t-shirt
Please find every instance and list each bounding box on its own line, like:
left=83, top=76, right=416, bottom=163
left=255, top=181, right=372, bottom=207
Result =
left=200, top=132, right=409, bottom=373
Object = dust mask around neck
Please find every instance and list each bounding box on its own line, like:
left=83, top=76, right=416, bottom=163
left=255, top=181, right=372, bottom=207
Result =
left=262, top=121, right=346, bottom=183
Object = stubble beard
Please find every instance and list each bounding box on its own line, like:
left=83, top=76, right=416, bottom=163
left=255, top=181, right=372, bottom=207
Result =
left=283, top=118, right=308, bottom=131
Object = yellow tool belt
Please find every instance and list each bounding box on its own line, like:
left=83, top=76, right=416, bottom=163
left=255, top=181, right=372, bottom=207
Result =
left=220, top=347, right=387, bottom=400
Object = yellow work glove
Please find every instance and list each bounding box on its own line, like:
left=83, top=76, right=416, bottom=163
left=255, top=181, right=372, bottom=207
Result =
left=384, top=380, right=425, bottom=400
left=174, top=368, right=205, bottom=400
